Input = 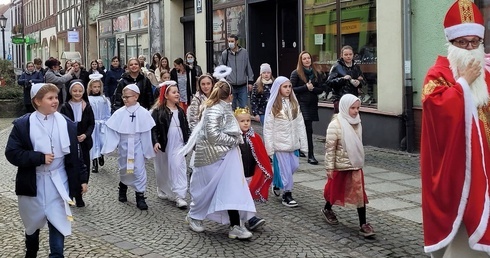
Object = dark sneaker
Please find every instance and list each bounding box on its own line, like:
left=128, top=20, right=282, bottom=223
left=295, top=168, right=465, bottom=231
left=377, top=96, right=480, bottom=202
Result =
left=359, top=223, right=376, bottom=238
left=247, top=216, right=265, bottom=231
left=98, top=155, right=105, bottom=166
left=282, top=192, right=298, bottom=207
left=321, top=208, right=339, bottom=225
left=273, top=186, right=281, bottom=197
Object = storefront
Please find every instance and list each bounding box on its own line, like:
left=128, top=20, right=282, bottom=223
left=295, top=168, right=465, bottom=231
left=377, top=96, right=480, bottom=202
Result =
left=98, top=8, right=150, bottom=69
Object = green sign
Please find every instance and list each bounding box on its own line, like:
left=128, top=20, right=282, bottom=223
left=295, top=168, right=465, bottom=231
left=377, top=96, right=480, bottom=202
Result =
left=11, top=37, right=25, bottom=44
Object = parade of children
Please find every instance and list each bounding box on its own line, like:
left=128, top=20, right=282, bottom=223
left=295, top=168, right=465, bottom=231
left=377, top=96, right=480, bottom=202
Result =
left=151, top=80, right=190, bottom=209
left=322, top=93, right=374, bottom=238
left=86, top=74, right=111, bottom=173
left=234, top=106, right=273, bottom=231
left=263, top=76, right=308, bottom=208
left=60, top=80, right=95, bottom=208
left=180, top=66, right=256, bottom=240
left=5, top=83, right=88, bottom=257
left=101, top=84, right=156, bottom=210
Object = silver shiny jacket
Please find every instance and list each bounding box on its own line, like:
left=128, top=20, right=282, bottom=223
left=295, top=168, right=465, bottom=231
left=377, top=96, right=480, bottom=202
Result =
left=193, top=100, right=243, bottom=167
left=187, top=92, right=207, bottom=132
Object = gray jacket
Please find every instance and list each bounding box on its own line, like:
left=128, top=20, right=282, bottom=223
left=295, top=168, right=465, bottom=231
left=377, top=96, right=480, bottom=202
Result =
left=193, top=100, right=243, bottom=167
left=219, top=47, right=254, bottom=86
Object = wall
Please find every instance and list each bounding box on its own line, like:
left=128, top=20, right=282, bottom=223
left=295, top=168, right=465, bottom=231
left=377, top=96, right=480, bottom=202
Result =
left=195, top=1, right=207, bottom=73
left=163, top=0, right=184, bottom=62
left=411, top=0, right=453, bottom=107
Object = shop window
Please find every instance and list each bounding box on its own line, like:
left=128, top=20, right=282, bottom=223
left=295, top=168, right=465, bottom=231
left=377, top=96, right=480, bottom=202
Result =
left=212, top=4, right=246, bottom=66
left=137, top=34, right=149, bottom=60
left=304, top=0, right=377, bottom=107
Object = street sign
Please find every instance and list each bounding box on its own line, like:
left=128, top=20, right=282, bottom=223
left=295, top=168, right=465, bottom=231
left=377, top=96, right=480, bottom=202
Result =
left=11, top=37, right=25, bottom=44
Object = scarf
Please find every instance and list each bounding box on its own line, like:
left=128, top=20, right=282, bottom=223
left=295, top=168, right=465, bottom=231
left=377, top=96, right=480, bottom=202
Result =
left=338, top=94, right=364, bottom=168
left=303, top=67, right=314, bottom=81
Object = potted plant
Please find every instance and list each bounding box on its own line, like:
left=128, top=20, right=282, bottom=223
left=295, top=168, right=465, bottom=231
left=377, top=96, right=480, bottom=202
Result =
left=0, top=60, right=24, bottom=118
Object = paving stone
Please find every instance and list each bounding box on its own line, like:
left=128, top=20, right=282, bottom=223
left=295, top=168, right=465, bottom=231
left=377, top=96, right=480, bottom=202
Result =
left=370, top=172, right=416, bottom=181
left=398, top=193, right=422, bottom=204
left=298, top=180, right=325, bottom=190
left=368, top=197, right=417, bottom=211
left=396, top=178, right=422, bottom=188
left=391, top=208, right=423, bottom=224
left=365, top=182, right=413, bottom=193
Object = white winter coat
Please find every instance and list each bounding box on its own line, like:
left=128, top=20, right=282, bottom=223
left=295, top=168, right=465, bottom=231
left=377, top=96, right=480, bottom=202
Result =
left=264, top=106, right=308, bottom=156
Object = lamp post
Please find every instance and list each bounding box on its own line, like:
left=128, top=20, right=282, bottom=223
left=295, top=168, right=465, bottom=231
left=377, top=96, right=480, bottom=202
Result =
left=0, top=15, right=7, bottom=60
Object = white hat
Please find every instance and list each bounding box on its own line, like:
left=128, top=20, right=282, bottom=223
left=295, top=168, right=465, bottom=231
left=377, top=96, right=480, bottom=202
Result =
left=30, top=83, right=46, bottom=99
left=123, top=84, right=140, bottom=94
left=69, top=80, right=85, bottom=92
left=89, top=74, right=103, bottom=80
left=260, top=63, right=272, bottom=74
left=444, top=0, right=484, bottom=41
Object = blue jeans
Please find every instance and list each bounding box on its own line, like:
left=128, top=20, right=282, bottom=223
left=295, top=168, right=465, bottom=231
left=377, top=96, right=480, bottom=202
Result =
left=48, top=221, right=65, bottom=258
left=232, top=85, right=248, bottom=110
left=259, top=115, right=265, bottom=125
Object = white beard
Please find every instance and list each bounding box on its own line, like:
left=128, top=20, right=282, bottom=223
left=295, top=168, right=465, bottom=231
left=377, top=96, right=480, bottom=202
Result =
left=447, top=44, right=489, bottom=107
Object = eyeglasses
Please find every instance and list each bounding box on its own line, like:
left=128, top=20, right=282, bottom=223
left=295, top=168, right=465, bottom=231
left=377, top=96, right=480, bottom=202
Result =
left=452, top=38, right=483, bottom=48
left=122, top=95, right=135, bottom=99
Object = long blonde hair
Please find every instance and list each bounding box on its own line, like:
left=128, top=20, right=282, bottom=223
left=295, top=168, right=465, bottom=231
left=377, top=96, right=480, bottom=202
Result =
left=204, top=80, right=231, bottom=108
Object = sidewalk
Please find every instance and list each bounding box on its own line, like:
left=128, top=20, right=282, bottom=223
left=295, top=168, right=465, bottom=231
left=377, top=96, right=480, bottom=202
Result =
left=0, top=118, right=425, bottom=257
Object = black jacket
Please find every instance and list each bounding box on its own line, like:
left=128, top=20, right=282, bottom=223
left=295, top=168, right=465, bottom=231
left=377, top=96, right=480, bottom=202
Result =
left=170, top=65, right=197, bottom=104
left=104, top=66, right=124, bottom=99
left=326, top=58, right=365, bottom=101
left=66, top=69, right=90, bottom=89
left=5, top=113, right=88, bottom=197
left=113, top=72, right=154, bottom=111
left=151, top=106, right=190, bottom=151
left=290, top=69, right=325, bottom=121
left=59, top=101, right=95, bottom=151
left=239, top=134, right=256, bottom=178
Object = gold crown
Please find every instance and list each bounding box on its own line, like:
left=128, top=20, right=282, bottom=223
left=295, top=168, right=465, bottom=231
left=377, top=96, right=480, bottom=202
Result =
left=234, top=107, right=250, bottom=116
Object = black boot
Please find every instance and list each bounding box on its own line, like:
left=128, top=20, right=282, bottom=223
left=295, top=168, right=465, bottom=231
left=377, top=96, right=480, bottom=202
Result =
left=135, top=192, right=148, bottom=210
left=98, top=155, right=105, bottom=166
left=25, top=229, right=39, bottom=258
left=307, top=154, right=318, bottom=165
left=92, top=159, right=98, bottom=173
left=75, top=195, right=85, bottom=207
left=118, top=182, right=128, bottom=202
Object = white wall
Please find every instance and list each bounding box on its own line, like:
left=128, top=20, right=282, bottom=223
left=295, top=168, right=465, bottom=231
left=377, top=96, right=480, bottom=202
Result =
left=0, top=7, right=12, bottom=60
left=195, top=1, right=206, bottom=73
left=163, top=0, right=184, bottom=63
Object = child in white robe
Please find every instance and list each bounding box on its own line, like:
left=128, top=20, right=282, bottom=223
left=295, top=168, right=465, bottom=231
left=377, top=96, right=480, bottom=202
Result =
left=101, top=84, right=156, bottom=210
left=263, top=76, right=308, bottom=207
left=181, top=66, right=256, bottom=240
left=151, top=80, right=190, bottom=208
left=87, top=74, right=111, bottom=173
left=5, top=83, right=88, bottom=257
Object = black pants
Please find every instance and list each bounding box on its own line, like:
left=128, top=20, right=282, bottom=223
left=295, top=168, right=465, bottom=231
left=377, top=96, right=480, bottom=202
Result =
left=227, top=210, right=240, bottom=227
left=304, top=120, right=314, bottom=157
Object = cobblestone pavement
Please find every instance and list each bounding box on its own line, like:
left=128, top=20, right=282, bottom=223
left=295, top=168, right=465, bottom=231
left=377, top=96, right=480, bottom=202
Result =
left=0, top=118, right=425, bottom=257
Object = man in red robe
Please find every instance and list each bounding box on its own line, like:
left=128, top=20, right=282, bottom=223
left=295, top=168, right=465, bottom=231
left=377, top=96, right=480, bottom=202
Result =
left=421, top=0, right=490, bottom=257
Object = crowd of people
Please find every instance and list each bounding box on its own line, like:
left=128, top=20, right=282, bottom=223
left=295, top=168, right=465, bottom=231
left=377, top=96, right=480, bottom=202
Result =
left=9, top=32, right=376, bottom=256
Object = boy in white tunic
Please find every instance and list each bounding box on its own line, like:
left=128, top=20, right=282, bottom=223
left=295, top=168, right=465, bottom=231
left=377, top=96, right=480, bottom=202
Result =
left=5, top=83, right=88, bottom=257
left=102, top=84, right=155, bottom=210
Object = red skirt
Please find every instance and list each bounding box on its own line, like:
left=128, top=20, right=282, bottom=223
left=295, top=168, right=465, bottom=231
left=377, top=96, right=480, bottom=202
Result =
left=323, top=169, right=368, bottom=209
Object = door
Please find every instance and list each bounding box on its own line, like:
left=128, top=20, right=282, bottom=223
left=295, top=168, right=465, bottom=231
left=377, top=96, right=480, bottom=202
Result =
left=277, top=0, right=299, bottom=77
left=248, top=0, right=277, bottom=78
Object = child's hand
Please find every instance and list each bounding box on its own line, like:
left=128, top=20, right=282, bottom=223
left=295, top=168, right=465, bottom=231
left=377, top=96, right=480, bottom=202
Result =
left=45, top=153, right=54, bottom=165
left=153, top=143, right=161, bottom=153
left=77, top=134, right=87, bottom=142
left=326, top=170, right=334, bottom=179
left=254, top=115, right=261, bottom=122
left=81, top=183, right=88, bottom=194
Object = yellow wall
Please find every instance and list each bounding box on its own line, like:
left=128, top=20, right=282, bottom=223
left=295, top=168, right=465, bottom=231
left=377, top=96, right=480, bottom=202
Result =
left=195, top=2, right=207, bottom=73
left=163, top=0, right=184, bottom=62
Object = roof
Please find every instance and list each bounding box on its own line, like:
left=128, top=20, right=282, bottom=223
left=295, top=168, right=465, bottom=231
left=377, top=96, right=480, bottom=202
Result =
left=0, top=4, right=9, bottom=16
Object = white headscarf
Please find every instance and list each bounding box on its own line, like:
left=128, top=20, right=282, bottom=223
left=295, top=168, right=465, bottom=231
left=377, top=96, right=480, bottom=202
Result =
left=338, top=94, right=364, bottom=168
left=264, top=76, right=296, bottom=123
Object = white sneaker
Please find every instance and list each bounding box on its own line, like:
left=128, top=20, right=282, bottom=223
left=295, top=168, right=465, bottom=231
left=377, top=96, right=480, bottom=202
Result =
left=176, top=198, right=188, bottom=209
left=228, top=225, right=253, bottom=239
left=156, top=188, right=168, bottom=200
left=186, top=213, right=204, bottom=232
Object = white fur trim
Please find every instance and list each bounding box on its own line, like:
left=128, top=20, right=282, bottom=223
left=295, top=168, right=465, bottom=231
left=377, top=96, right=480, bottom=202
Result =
left=445, top=23, right=484, bottom=41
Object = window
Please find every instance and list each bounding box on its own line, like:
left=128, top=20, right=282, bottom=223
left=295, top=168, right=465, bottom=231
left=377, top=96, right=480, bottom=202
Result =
left=304, top=0, right=377, bottom=106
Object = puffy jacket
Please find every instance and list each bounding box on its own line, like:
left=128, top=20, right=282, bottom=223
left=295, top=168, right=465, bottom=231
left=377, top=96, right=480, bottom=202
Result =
left=324, top=115, right=362, bottom=171
left=18, top=70, right=44, bottom=104
left=187, top=92, right=207, bottom=132
left=263, top=104, right=308, bottom=156
left=193, top=100, right=243, bottom=167
left=250, top=79, right=272, bottom=116
left=290, top=69, right=325, bottom=121
left=151, top=105, right=190, bottom=151
left=326, top=58, right=365, bottom=101
left=104, top=66, right=124, bottom=99
left=112, top=72, right=154, bottom=110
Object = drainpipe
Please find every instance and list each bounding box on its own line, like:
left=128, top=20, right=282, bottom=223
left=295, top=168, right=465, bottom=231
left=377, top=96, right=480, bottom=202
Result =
left=402, top=0, right=415, bottom=152
left=205, top=0, right=213, bottom=73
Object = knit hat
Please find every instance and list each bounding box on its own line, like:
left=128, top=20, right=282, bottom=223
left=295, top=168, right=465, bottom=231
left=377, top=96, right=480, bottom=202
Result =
left=260, top=63, right=272, bottom=74
left=444, top=0, right=484, bottom=41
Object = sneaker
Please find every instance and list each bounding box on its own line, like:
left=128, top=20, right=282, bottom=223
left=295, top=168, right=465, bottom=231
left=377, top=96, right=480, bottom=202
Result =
left=272, top=186, right=281, bottom=197
left=186, top=214, right=204, bottom=232
left=321, top=208, right=339, bottom=225
left=228, top=225, right=253, bottom=239
left=282, top=192, right=298, bottom=207
left=176, top=198, right=188, bottom=209
left=247, top=216, right=265, bottom=231
left=359, top=223, right=376, bottom=238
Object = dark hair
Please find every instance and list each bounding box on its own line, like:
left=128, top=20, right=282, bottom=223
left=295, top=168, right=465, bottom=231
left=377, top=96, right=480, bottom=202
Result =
left=159, top=57, right=171, bottom=71
left=33, top=58, right=42, bottom=65
left=151, top=53, right=162, bottom=67
left=45, top=57, right=61, bottom=69
left=228, top=34, right=238, bottom=41
left=185, top=52, right=197, bottom=64
left=174, top=58, right=184, bottom=66
left=90, top=60, right=98, bottom=69
left=64, top=60, right=72, bottom=69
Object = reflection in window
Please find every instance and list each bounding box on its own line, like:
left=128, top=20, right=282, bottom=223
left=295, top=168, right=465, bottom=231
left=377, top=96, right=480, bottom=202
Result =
left=304, top=0, right=377, bottom=107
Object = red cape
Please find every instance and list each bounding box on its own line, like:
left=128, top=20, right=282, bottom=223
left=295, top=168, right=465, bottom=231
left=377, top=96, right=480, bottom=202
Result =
left=245, top=129, right=273, bottom=202
left=421, top=56, right=490, bottom=253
